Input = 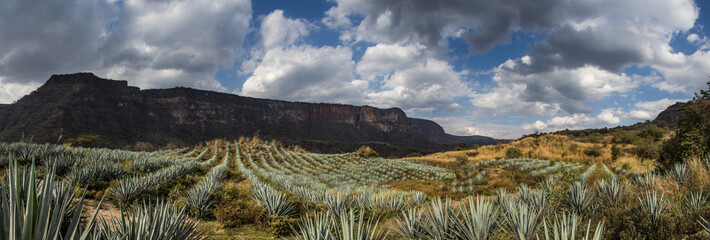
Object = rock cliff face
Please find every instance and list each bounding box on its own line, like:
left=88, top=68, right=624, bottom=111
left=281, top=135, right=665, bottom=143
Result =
left=652, top=102, right=686, bottom=129
left=0, top=73, right=496, bottom=154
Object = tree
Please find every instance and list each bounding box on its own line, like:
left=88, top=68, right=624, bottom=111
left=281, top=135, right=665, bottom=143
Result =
left=356, top=146, right=379, bottom=158
left=64, top=135, right=99, bottom=148
left=505, top=147, right=523, bottom=158
left=456, top=142, right=468, bottom=151
left=661, top=80, right=710, bottom=166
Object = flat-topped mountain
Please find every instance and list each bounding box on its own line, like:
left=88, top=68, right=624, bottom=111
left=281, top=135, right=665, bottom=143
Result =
left=0, top=73, right=496, bottom=155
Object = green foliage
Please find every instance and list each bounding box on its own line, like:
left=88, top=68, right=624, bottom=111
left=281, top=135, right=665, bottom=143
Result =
left=611, top=145, right=622, bottom=161
left=356, top=146, right=379, bottom=158
left=266, top=214, right=299, bottom=237
left=457, top=142, right=469, bottom=151
left=64, top=134, right=100, bottom=148
left=455, top=155, right=469, bottom=168
left=466, top=151, right=480, bottom=157
left=633, top=143, right=661, bottom=160
left=19, top=131, right=33, bottom=143
left=406, top=152, right=423, bottom=157
left=0, top=160, right=101, bottom=240
left=505, top=147, right=523, bottom=159
left=662, top=81, right=710, bottom=166
left=583, top=145, right=603, bottom=157
left=213, top=184, right=265, bottom=228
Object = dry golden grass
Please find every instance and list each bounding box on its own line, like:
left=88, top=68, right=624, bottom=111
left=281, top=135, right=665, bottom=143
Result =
left=402, top=134, right=649, bottom=167
left=612, top=156, right=655, bottom=173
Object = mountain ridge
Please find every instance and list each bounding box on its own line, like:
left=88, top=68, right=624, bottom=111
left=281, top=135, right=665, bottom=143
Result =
left=0, top=73, right=496, bottom=155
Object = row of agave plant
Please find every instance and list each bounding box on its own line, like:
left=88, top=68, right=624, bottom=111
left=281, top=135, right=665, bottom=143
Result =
left=237, top=143, right=432, bottom=217
left=0, top=159, right=202, bottom=240
left=109, top=159, right=198, bottom=205
left=261, top=143, right=454, bottom=186
left=0, top=141, right=180, bottom=171
left=185, top=144, right=232, bottom=217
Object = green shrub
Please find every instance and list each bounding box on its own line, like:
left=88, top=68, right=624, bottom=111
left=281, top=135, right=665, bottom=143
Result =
left=455, top=155, right=468, bottom=167
left=633, top=143, right=661, bottom=160
left=64, top=134, right=99, bottom=148
left=406, top=152, right=423, bottom=157
left=466, top=151, right=479, bottom=157
left=611, top=145, right=622, bottom=161
left=213, top=183, right=265, bottom=228
left=266, top=214, right=298, bottom=236
left=456, top=142, right=468, bottom=151
left=505, top=147, right=523, bottom=158
left=583, top=145, right=603, bottom=157
left=356, top=146, right=379, bottom=158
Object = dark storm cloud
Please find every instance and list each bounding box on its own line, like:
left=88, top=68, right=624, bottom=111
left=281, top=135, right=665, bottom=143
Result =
left=331, top=0, right=562, bottom=52
left=0, top=0, right=114, bottom=83
left=0, top=0, right=251, bottom=90
left=521, top=25, right=646, bottom=74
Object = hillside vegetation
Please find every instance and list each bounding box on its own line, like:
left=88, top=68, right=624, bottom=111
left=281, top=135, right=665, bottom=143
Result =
left=403, top=132, right=660, bottom=174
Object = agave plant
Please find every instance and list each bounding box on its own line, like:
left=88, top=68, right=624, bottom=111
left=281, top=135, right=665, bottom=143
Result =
left=334, top=209, right=389, bottom=240
left=66, top=162, right=127, bottom=186
left=671, top=162, right=689, bottom=184
left=185, top=148, right=231, bottom=218
left=635, top=173, right=657, bottom=190
left=110, top=176, right=151, bottom=205
left=409, top=191, right=428, bottom=207
left=97, top=200, right=202, bottom=240
left=185, top=178, right=220, bottom=218
left=251, top=183, right=297, bottom=217
left=564, top=181, right=594, bottom=216
left=451, top=197, right=499, bottom=240
left=637, top=190, right=665, bottom=225
left=323, top=191, right=353, bottom=220
left=0, top=160, right=102, bottom=239
left=685, top=191, right=708, bottom=211
left=501, top=199, right=544, bottom=240
left=421, top=197, right=457, bottom=240
left=596, top=178, right=625, bottom=207
left=292, top=212, right=335, bottom=240
left=578, top=164, right=597, bottom=182
left=538, top=212, right=604, bottom=240
left=395, top=208, right=425, bottom=239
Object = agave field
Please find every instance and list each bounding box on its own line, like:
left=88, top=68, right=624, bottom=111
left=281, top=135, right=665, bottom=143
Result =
left=1, top=140, right=710, bottom=239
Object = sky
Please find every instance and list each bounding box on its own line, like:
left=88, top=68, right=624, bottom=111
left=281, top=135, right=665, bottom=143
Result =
left=0, top=0, right=709, bottom=139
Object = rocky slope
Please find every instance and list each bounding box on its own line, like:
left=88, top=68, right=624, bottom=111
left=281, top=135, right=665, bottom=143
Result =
left=0, top=73, right=496, bottom=155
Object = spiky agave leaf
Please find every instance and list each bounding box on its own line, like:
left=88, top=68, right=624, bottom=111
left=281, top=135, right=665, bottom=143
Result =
left=323, top=190, right=353, bottom=220
left=671, top=162, right=689, bottom=184
left=452, top=197, right=498, bottom=240
left=637, top=190, right=665, bottom=225
left=596, top=178, right=625, bottom=207
left=501, top=199, right=544, bottom=240
left=0, top=159, right=102, bottom=240
left=98, top=199, right=202, bottom=240
left=291, top=212, right=334, bottom=240
left=685, top=191, right=708, bottom=211
left=334, top=209, right=389, bottom=240
left=394, top=208, right=425, bottom=239
left=409, top=191, right=428, bottom=207
left=251, top=183, right=297, bottom=218
left=564, top=181, right=594, bottom=216
left=538, top=212, right=604, bottom=240
left=421, top=197, right=457, bottom=240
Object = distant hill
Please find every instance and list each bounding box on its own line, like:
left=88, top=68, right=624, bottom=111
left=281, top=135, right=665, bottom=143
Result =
left=0, top=73, right=496, bottom=156
left=650, top=101, right=686, bottom=129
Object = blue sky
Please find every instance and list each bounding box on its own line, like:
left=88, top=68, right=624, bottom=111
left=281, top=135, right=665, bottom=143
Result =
left=0, top=0, right=709, bottom=138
